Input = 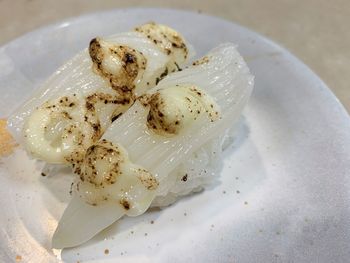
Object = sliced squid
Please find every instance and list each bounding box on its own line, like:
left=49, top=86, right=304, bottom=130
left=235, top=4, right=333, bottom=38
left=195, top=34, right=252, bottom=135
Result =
left=8, top=22, right=193, bottom=164
left=52, top=43, right=254, bottom=248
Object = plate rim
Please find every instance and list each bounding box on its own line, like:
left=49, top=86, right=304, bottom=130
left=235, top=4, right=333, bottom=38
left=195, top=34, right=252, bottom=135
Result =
left=1, top=7, right=350, bottom=263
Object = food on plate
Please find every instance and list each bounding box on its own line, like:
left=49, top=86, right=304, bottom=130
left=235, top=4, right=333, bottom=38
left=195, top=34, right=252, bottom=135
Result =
left=7, top=22, right=193, bottom=164
left=52, top=43, right=254, bottom=248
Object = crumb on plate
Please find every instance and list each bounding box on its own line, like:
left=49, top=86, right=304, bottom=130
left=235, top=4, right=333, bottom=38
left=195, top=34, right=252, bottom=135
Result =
left=0, top=119, right=17, bottom=156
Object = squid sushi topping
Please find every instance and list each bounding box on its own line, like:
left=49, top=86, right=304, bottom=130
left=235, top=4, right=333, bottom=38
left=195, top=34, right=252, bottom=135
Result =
left=52, top=43, right=254, bottom=248
left=8, top=22, right=193, bottom=164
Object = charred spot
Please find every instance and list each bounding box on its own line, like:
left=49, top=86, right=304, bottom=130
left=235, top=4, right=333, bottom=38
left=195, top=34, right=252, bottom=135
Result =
left=89, top=38, right=100, bottom=48
left=120, top=85, right=131, bottom=92
left=138, top=94, right=150, bottom=107
left=86, top=94, right=95, bottom=100
left=192, top=56, right=210, bottom=66
left=89, top=40, right=146, bottom=96
left=89, top=38, right=102, bottom=65
left=124, top=53, right=136, bottom=64
left=86, top=101, right=94, bottom=111
left=78, top=172, right=84, bottom=181
left=89, top=38, right=101, bottom=50
left=104, top=173, right=113, bottom=182
left=137, top=169, right=159, bottom=190
left=62, top=111, right=72, bottom=120
left=92, top=123, right=100, bottom=131
left=136, top=23, right=187, bottom=58
left=69, top=182, right=74, bottom=195
left=174, top=62, right=182, bottom=71
left=147, top=113, right=154, bottom=121
left=120, top=199, right=130, bottom=210
left=111, top=113, right=122, bottom=122
left=122, top=98, right=130, bottom=105
left=145, top=91, right=180, bottom=135
left=159, top=67, right=168, bottom=79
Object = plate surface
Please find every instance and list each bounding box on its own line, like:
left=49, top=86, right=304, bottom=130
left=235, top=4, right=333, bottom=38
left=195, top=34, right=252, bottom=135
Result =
left=0, top=8, right=349, bottom=263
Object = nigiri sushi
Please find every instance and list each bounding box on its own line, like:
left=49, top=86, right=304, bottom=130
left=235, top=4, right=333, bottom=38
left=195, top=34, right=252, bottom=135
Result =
left=52, top=43, right=254, bottom=248
left=7, top=22, right=193, bottom=164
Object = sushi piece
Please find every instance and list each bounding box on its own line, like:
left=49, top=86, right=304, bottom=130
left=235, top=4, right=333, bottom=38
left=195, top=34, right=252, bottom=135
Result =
left=7, top=22, right=193, bottom=164
left=52, top=43, right=254, bottom=248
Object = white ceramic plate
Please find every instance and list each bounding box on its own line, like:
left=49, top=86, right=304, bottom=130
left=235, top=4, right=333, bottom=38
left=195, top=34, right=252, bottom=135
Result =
left=0, top=8, right=349, bottom=263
